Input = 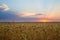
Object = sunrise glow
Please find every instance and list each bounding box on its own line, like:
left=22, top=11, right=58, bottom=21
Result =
left=39, top=19, right=51, bottom=22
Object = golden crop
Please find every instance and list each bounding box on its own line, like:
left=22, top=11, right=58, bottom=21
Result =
left=0, top=22, right=60, bottom=40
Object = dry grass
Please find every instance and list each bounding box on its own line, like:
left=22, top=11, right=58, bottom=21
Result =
left=0, top=22, right=60, bottom=40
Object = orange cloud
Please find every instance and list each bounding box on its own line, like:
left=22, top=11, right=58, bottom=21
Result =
left=20, top=12, right=36, bottom=17
left=17, top=12, right=44, bottom=18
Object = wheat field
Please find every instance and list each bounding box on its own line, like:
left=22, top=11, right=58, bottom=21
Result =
left=0, top=22, right=60, bottom=40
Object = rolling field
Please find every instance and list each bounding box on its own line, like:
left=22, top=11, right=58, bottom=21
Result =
left=0, top=22, right=60, bottom=40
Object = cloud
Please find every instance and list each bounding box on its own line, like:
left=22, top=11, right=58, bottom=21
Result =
left=0, top=11, right=39, bottom=22
left=0, top=4, right=40, bottom=22
left=20, top=12, right=36, bottom=17
left=0, top=4, right=20, bottom=22
left=0, top=4, right=9, bottom=11
left=17, top=12, right=44, bottom=18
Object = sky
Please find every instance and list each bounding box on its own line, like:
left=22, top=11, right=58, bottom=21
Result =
left=0, top=0, right=60, bottom=22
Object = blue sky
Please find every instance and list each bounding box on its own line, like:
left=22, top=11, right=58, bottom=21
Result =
left=0, top=0, right=59, bottom=11
left=0, top=0, right=60, bottom=22
left=0, top=0, right=60, bottom=11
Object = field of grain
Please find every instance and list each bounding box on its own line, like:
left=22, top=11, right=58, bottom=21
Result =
left=0, top=22, right=60, bottom=40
